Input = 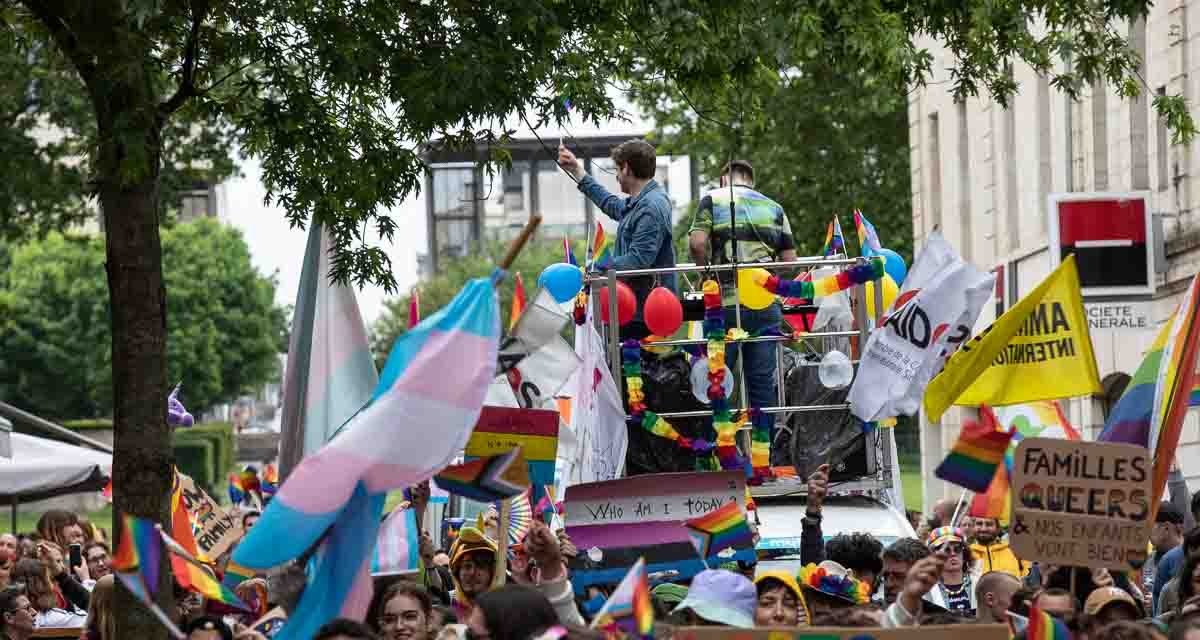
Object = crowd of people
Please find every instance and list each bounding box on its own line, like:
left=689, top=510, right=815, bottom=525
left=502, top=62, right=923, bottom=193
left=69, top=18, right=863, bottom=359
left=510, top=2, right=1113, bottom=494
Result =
left=5, top=468, right=1200, bottom=640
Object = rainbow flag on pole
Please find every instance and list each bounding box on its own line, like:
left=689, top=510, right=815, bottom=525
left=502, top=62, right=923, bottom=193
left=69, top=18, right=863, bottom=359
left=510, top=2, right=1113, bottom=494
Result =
left=683, top=501, right=754, bottom=560
left=564, top=235, right=578, bottom=266
left=232, top=274, right=501, bottom=640
left=1027, top=599, right=1072, bottom=640
left=853, top=209, right=883, bottom=256
left=589, top=557, right=654, bottom=636
left=161, top=528, right=248, bottom=610
left=510, top=272, right=527, bottom=332
left=821, top=217, right=846, bottom=257
left=934, top=405, right=1014, bottom=493
left=588, top=223, right=613, bottom=270
left=112, top=515, right=185, bottom=639
left=278, top=222, right=380, bottom=478
left=1099, top=274, right=1200, bottom=510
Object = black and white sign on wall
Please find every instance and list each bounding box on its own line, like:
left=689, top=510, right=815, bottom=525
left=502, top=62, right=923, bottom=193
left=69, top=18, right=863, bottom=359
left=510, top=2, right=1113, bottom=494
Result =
left=1047, top=192, right=1155, bottom=297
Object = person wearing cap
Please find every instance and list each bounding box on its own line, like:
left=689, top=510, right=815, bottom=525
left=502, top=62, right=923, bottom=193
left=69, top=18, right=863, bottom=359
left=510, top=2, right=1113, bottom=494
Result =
left=447, top=527, right=497, bottom=617
left=970, top=517, right=1028, bottom=579
left=927, top=526, right=976, bottom=614
left=754, top=571, right=810, bottom=627
left=688, top=159, right=796, bottom=432
left=672, top=569, right=757, bottom=628
left=1086, top=586, right=1142, bottom=626
left=1152, top=502, right=1188, bottom=612
left=796, top=561, right=870, bottom=618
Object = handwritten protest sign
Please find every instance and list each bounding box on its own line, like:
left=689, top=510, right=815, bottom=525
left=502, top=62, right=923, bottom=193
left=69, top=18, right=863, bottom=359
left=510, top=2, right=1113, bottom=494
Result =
left=174, top=471, right=243, bottom=560
left=671, top=625, right=1009, bottom=640
left=465, top=406, right=558, bottom=506
left=1009, top=437, right=1152, bottom=570
left=564, top=471, right=751, bottom=593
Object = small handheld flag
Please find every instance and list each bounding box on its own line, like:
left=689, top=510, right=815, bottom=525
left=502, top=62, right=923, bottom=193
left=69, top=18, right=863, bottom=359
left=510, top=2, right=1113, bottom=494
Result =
left=510, top=272, right=527, bottom=332
left=821, top=217, right=846, bottom=257
left=588, top=223, right=613, bottom=270
left=564, top=236, right=578, bottom=266
left=113, top=515, right=185, bottom=639
left=935, top=405, right=1014, bottom=492
left=372, top=504, right=421, bottom=576
left=161, top=528, right=249, bottom=610
left=1027, top=599, right=1072, bottom=640
left=589, top=557, right=654, bottom=636
left=434, top=446, right=531, bottom=503
left=853, top=209, right=883, bottom=256
left=683, top=501, right=753, bottom=561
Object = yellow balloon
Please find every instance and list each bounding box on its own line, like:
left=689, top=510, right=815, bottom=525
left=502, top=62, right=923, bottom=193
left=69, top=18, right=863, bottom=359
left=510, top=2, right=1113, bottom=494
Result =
left=737, top=268, right=776, bottom=310
left=865, top=275, right=899, bottom=318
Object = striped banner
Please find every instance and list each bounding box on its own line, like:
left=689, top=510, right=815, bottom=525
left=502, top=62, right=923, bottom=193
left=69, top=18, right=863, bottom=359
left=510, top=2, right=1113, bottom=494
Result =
left=372, top=505, right=420, bottom=576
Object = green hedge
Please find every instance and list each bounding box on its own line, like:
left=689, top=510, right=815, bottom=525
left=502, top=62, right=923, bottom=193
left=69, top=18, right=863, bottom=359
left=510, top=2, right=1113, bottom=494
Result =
left=174, top=440, right=216, bottom=490
left=173, top=422, right=235, bottom=493
left=61, top=419, right=114, bottom=431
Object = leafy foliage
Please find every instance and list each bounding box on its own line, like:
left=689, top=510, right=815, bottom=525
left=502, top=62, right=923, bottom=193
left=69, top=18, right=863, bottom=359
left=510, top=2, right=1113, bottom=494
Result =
left=0, top=219, right=284, bottom=419
left=0, top=13, right=238, bottom=239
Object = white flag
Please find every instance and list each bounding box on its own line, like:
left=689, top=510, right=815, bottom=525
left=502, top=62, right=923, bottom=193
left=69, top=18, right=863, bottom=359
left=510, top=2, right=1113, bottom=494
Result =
left=567, top=324, right=628, bottom=487
left=848, top=231, right=994, bottom=422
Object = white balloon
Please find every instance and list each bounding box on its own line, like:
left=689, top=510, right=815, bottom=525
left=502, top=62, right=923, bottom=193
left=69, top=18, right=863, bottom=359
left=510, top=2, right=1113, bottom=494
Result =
left=690, top=358, right=735, bottom=404
left=819, top=350, right=854, bottom=389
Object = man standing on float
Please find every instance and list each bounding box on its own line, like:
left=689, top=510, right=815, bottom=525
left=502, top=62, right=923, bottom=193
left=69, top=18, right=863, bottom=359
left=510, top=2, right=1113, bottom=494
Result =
left=558, top=140, right=676, bottom=340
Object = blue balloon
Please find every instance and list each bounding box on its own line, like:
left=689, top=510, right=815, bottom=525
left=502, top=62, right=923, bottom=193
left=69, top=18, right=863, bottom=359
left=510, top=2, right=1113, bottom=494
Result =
left=538, top=262, right=583, bottom=303
left=877, top=248, right=907, bottom=286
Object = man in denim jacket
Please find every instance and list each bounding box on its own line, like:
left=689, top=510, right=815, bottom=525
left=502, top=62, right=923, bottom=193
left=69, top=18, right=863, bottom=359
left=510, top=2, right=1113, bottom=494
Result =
left=558, top=139, right=676, bottom=339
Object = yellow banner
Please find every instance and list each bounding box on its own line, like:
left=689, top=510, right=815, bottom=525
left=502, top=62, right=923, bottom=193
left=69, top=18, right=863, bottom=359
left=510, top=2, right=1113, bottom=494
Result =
left=923, top=255, right=1101, bottom=421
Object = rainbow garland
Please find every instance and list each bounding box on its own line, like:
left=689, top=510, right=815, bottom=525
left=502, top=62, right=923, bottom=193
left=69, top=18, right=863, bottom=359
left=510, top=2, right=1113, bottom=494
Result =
left=758, top=256, right=886, bottom=299
left=621, top=280, right=763, bottom=478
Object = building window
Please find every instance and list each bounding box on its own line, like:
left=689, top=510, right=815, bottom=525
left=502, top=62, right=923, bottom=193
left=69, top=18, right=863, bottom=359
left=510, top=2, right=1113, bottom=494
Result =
left=1129, top=18, right=1150, bottom=191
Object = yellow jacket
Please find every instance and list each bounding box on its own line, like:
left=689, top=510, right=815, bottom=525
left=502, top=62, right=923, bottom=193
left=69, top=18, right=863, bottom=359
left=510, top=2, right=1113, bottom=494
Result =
left=970, top=540, right=1029, bottom=578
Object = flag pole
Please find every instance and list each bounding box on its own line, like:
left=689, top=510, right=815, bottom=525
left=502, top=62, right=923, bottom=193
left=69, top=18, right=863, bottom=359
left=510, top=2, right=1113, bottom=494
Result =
left=493, top=498, right=511, bottom=588
left=499, top=215, right=543, bottom=271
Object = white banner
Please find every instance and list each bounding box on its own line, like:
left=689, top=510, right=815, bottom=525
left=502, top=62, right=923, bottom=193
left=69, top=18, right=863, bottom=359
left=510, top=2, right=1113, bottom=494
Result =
left=848, top=231, right=995, bottom=422
left=567, top=324, right=628, bottom=488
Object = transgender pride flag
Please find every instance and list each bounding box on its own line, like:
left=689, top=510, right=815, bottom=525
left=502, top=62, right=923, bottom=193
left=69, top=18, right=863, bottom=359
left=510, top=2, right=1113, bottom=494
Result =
left=278, top=223, right=380, bottom=476
left=233, top=274, right=501, bottom=640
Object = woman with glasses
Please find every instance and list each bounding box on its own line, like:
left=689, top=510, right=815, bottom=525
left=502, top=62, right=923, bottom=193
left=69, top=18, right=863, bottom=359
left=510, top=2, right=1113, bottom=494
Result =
left=10, top=558, right=85, bottom=628
left=926, top=527, right=977, bottom=615
left=373, top=581, right=435, bottom=640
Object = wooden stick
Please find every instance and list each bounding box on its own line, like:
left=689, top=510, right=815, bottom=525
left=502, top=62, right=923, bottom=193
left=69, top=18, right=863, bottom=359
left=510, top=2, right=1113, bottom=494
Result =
left=499, top=215, right=543, bottom=270
left=493, top=498, right=511, bottom=588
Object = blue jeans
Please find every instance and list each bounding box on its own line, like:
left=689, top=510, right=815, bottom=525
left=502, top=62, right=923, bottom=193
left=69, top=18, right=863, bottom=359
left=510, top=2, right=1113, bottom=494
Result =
left=723, top=302, right=781, bottom=430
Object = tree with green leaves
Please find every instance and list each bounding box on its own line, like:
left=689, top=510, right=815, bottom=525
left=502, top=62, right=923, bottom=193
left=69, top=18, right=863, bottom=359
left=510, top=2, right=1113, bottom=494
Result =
left=0, top=218, right=284, bottom=420
left=3, top=0, right=1192, bottom=636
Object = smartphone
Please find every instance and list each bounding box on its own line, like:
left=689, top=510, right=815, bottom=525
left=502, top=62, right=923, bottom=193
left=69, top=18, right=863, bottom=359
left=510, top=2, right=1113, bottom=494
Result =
left=69, top=543, right=82, bottom=569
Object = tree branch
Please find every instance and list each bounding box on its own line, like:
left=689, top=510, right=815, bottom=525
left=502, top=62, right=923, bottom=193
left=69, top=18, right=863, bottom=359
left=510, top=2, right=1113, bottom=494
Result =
left=196, top=59, right=255, bottom=96
left=159, top=1, right=208, bottom=117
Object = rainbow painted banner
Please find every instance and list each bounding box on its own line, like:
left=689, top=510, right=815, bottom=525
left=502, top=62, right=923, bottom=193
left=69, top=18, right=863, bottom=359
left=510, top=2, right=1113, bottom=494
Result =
left=465, top=406, right=559, bottom=507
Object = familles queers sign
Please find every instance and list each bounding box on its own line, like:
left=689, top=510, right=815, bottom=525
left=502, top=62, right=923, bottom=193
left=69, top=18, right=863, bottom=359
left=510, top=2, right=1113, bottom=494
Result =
left=1009, top=437, right=1152, bottom=569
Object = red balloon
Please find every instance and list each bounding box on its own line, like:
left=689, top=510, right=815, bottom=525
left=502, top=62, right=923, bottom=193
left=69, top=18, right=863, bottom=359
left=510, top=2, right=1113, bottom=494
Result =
left=643, top=287, right=683, bottom=337
left=598, top=281, right=637, bottom=326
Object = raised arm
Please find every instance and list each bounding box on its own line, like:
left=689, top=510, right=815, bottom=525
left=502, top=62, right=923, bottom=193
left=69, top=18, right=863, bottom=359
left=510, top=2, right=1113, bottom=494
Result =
left=558, top=144, right=626, bottom=221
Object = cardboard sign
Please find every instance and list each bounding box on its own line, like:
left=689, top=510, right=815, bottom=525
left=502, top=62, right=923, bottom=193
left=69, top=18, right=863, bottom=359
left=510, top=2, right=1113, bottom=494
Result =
left=668, top=625, right=1009, bottom=640
left=564, top=471, right=751, bottom=593
left=465, top=406, right=559, bottom=505
left=1009, top=437, right=1152, bottom=570
left=174, top=472, right=243, bottom=560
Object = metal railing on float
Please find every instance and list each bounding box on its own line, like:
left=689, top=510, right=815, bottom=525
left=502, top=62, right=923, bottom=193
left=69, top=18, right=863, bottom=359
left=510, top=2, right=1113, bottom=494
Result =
left=585, top=254, right=895, bottom=496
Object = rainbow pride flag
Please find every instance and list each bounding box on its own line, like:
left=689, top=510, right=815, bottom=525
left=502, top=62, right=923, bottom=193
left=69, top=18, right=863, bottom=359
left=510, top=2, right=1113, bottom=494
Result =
left=588, top=223, right=613, bottom=270
left=1099, top=274, right=1200, bottom=509
left=169, top=472, right=201, bottom=559
left=1028, top=600, right=1072, bottom=640
left=853, top=209, right=883, bottom=256
left=113, top=515, right=186, bottom=639
left=564, top=235, right=578, bottom=266
left=228, top=472, right=245, bottom=505
left=161, top=528, right=248, bottom=610
left=684, top=501, right=753, bottom=560
left=434, top=446, right=530, bottom=503
left=972, top=401, right=1080, bottom=523
left=589, top=557, right=654, bottom=636
left=821, top=217, right=846, bottom=257
left=1192, top=381, right=1200, bottom=407
left=934, top=405, right=1014, bottom=492
left=510, top=272, right=527, bottom=332
left=232, top=274, right=501, bottom=640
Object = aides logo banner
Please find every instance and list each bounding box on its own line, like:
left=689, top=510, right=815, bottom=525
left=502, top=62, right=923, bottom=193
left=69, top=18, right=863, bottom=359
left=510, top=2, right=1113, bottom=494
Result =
left=924, top=255, right=1102, bottom=421
left=849, top=231, right=994, bottom=423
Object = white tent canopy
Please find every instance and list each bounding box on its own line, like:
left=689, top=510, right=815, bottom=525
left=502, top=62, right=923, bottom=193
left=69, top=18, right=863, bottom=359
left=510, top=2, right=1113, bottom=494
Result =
left=0, top=430, right=111, bottom=502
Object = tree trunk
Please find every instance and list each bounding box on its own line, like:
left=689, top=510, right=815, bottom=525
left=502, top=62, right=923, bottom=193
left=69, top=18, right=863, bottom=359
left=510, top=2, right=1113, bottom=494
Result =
left=100, top=110, right=174, bottom=640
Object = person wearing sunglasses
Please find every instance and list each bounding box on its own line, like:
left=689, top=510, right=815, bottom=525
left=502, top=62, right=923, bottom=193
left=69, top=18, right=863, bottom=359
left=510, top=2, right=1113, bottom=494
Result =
left=0, top=586, right=36, bottom=640
left=926, top=526, right=977, bottom=615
